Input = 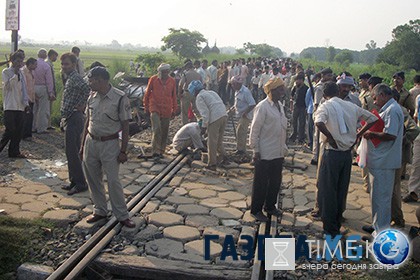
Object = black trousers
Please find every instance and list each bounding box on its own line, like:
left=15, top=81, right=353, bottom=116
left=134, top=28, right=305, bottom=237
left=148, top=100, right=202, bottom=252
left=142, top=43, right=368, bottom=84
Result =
left=0, top=110, right=25, bottom=157
left=317, top=149, right=352, bottom=236
left=290, top=106, right=306, bottom=143
left=251, top=157, right=284, bottom=214
left=22, top=102, right=34, bottom=139
left=227, top=83, right=235, bottom=106
left=218, top=82, right=228, bottom=105
left=65, top=111, right=87, bottom=188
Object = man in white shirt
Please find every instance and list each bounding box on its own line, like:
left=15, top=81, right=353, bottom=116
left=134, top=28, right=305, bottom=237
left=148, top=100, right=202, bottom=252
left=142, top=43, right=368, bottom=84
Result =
left=314, top=82, right=377, bottom=237
left=172, top=122, right=206, bottom=153
left=258, top=66, right=271, bottom=102
left=189, top=80, right=227, bottom=171
left=207, top=60, right=218, bottom=92
left=249, top=77, right=288, bottom=222
left=194, top=60, right=207, bottom=87
left=0, top=51, right=29, bottom=158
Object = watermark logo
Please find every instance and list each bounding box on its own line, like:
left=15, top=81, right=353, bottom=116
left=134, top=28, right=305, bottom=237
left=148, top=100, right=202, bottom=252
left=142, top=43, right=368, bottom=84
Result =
left=265, top=238, right=295, bottom=270
left=371, top=229, right=410, bottom=266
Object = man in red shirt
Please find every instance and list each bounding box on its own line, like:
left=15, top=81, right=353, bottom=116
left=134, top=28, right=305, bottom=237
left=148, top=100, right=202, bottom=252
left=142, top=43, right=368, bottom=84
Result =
left=143, top=64, right=178, bottom=159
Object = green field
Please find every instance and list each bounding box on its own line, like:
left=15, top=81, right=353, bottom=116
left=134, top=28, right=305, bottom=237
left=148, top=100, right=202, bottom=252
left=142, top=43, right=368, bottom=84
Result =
left=0, top=45, right=138, bottom=126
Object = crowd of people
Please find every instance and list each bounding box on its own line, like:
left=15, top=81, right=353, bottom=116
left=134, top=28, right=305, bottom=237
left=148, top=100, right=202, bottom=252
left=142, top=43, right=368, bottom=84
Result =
left=1, top=48, right=135, bottom=228
left=2, top=50, right=420, bottom=236
left=152, top=57, right=420, bottom=239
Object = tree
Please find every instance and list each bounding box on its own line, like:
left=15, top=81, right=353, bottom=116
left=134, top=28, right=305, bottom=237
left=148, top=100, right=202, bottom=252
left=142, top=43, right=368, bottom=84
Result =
left=326, top=46, right=336, bottom=62
left=334, top=50, right=354, bottom=65
left=365, top=40, right=377, bottom=50
left=243, top=42, right=256, bottom=55
left=161, top=28, right=206, bottom=59
left=110, top=40, right=121, bottom=49
left=302, top=52, right=314, bottom=59
left=135, top=53, right=165, bottom=75
left=377, top=19, right=420, bottom=70
left=243, top=42, right=283, bottom=57
left=236, top=48, right=246, bottom=55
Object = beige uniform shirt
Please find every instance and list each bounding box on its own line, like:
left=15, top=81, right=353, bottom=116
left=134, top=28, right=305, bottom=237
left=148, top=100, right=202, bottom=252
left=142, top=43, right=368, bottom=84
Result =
left=359, top=89, right=379, bottom=111
left=313, top=81, right=325, bottom=109
left=87, top=86, right=131, bottom=137
left=394, top=86, right=415, bottom=116
left=179, top=69, right=202, bottom=93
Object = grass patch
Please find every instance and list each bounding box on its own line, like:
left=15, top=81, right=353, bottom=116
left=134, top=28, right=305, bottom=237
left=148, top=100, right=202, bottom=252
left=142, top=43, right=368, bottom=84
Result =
left=0, top=216, right=54, bottom=278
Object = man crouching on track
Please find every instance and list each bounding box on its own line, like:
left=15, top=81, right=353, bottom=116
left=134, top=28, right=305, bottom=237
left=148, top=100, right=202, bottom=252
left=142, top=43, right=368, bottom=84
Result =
left=80, top=67, right=135, bottom=228
left=249, top=77, right=287, bottom=222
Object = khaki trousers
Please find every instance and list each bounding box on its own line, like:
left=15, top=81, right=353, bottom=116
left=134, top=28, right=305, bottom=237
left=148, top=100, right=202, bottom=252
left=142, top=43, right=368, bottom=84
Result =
left=151, top=112, right=170, bottom=155
left=391, top=168, right=404, bottom=225
left=207, top=116, right=227, bottom=167
left=361, top=167, right=371, bottom=192
left=180, top=92, right=192, bottom=125
left=236, top=116, right=251, bottom=152
left=83, top=136, right=129, bottom=221
left=408, top=135, right=420, bottom=194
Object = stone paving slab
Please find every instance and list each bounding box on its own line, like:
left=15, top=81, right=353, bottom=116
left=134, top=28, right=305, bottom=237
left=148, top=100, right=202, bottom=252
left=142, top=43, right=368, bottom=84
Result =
left=145, top=238, right=184, bottom=258
left=210, top=207, right=243, bottom=219
left=218, top=191, right=246, bottom=201
left=184, top=239, right=222, bottom=258
left=165, top=196, right=196, bottom=205
left=58, top=197, right=91, bottom=209
left=199, top=197, right=229, bottom=208
left=176, top=204, right=210, bottom=215
left=141, top=201, right=160, bottom=214
left=19, top=184, right=51, bottom=195
left=189, top=189, right=217, bottom=199
left=185, top=215, right=220, bottom=228
left=148, top=211, right=184, bottom=227
left=21, top=201, right=54, bottom=212
left=0, top=203, right=20, bottom=214
left=42, top=209, right=79, bottom=225
left=4, top=193, right=37, bottom=204
left=163, top=225, right=200, bottom=242
left=203, top=226, right=240, bottom=243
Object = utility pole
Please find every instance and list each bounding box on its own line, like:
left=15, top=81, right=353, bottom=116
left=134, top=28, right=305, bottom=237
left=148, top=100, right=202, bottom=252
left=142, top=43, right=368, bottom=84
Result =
left=5, top=0, right=20, bottom=53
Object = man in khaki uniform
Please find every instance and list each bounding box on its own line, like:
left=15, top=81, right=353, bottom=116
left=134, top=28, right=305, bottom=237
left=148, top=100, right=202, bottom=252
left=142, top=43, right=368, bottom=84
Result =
left=80, top=67, right=135, bottom=228
left=393, top=71, right=415, bottom=117
left=392, top=71, right=416, bottom=179
left=358, top=73, right=372, bottom=109
left=358, top=76, right=382, bottom=193
left=178, top=60, right=202, bottom=124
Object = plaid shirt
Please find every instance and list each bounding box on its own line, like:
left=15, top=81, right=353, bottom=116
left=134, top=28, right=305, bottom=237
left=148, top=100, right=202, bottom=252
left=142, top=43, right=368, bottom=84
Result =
left=60, top=70, right=90, bottom=118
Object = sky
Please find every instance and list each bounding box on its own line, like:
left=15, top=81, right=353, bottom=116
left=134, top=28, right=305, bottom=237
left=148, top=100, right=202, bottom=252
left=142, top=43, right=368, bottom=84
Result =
left=0, top=0, right=418, bottom=54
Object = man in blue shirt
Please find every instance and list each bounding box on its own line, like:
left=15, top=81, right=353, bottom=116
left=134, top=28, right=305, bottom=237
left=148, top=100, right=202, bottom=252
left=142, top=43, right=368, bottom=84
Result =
left=362, top=84, right=404, bottom=238
left=229, top=76, right=256, bottom=155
